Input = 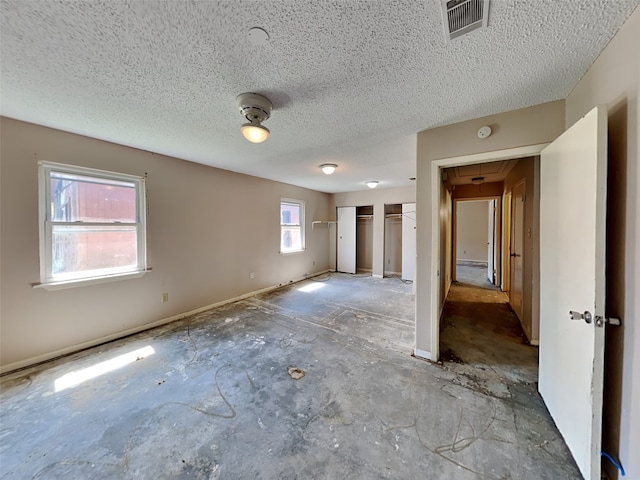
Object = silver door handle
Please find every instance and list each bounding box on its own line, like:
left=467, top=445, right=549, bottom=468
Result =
left=569, top=310, right=592, bottom=324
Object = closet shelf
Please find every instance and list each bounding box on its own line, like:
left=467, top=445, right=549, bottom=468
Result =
left=312, top=220, right=337, bottom=229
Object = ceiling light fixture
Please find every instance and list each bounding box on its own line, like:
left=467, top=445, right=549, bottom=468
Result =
left=320, top=164, right=337, bottom=175
left=366, top=181, right=379, bottom=189
left=237, top=92, right=272, bottom=143
left=471, top=176, right=485, bottom=185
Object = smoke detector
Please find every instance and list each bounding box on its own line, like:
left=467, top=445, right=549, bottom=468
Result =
left=237, top=92, right=272, bottom=143
left=441, top=0, right=490, bottom=42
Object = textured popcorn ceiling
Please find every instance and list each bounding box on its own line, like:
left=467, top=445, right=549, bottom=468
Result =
left=1, top=1, right=638, bottom=193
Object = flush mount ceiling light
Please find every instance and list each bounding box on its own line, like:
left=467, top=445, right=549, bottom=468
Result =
left=471, top=176, right=485, bottom=185
left=366, top=181, right=379, bottom=189
left=320, top=164, right=337, bottom=175
left=237, top=92, right=272, bottom=143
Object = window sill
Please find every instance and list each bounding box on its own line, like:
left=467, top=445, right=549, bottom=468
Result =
left=280, top=249, right=305, bottom=255
left=32, top=269, right=150, bottom=291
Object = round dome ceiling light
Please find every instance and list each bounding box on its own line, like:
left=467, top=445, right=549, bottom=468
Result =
left=366, top=181, right=379, bottom=189
left=237, top=92, right=272, bottom=143
left=320, top=164, right=337, bottom=175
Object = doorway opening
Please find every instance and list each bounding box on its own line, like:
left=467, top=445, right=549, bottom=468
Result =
left=438, top=157, right=539, bottom=385
left=383, top=203, right=417, bottom=281
left=428, top=149, right=544, bottom=359
left=356, top=206, right=373, bottom=274
left=453, top=198, right=501, bottom=288
left=384, top=204, right=402, bottom=277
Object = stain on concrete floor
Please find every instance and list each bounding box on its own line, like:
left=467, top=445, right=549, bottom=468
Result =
left=0, top=273, right=580, bottom=479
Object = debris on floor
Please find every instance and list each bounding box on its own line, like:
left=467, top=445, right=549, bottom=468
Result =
left=287, top=366, right=305, bottom=380
left=441, top=348, right=464, bottom=364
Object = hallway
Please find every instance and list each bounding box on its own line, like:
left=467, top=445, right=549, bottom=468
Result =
left=440, top=265, right=538, bottom=396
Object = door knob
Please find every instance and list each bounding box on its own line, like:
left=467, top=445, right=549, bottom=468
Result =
left=569, top=310, right=592, bottom=324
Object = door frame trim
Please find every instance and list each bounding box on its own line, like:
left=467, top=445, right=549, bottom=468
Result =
left=428, top=143, right=549, bottom=360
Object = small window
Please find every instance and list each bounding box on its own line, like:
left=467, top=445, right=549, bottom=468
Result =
left=38, top=162, right=146, bottom=287
left=280, top=199, right=304, bottom=253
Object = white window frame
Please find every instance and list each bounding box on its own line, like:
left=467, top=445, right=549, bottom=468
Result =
left=36, top=161, right=147, bottom=290
left=280, top=198, right=305, bottom=254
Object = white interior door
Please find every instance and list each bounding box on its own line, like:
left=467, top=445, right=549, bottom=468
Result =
left=510, top=182, right=525, bottom=321
left=487, top=200, right=495, bottom=284
left=539, top=105, right=607, bottom=480
left=402, top=203, right=416, bottom=281
left=337, top=206, right=356, bottom=274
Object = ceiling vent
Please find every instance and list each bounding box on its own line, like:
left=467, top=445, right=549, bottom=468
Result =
left=442, top=0, right=490, bottom=41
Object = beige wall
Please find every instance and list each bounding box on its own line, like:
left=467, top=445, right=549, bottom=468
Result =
left=332, top=186, right=416, bottom=277
left=455, top=200, right=489, bottom=264
left=415, top=100, right=565, bottom=358
left=565, top=6, right=640, bottom=478
left=0, top=118, right=332, bottom=371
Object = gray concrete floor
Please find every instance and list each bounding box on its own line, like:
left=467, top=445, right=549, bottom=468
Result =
left=0, top=272, right=581, bottom=479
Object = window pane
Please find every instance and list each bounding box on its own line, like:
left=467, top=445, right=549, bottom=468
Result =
left=51, top=225, right=138, bottom=276
left=281, top=226, right=302, bottom=252
left=281, top=203, right=300, bottom=225
left=50, top=172, right=136, bottom=222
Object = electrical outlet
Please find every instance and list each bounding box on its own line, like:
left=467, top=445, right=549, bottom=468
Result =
left=249, top=272, right=255, bottom=279
left=161, top=293, right=169, bottom=303
left=313, top=261, right=316, bottom=266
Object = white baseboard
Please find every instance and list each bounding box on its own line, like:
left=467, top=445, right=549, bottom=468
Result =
left=413, top=347, right=432, bottom=361
left=530, top=339, right=540, bottom=346
left=1, top=270, right=330, bottom=376
left=372, top=274, right=383, bottom=278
